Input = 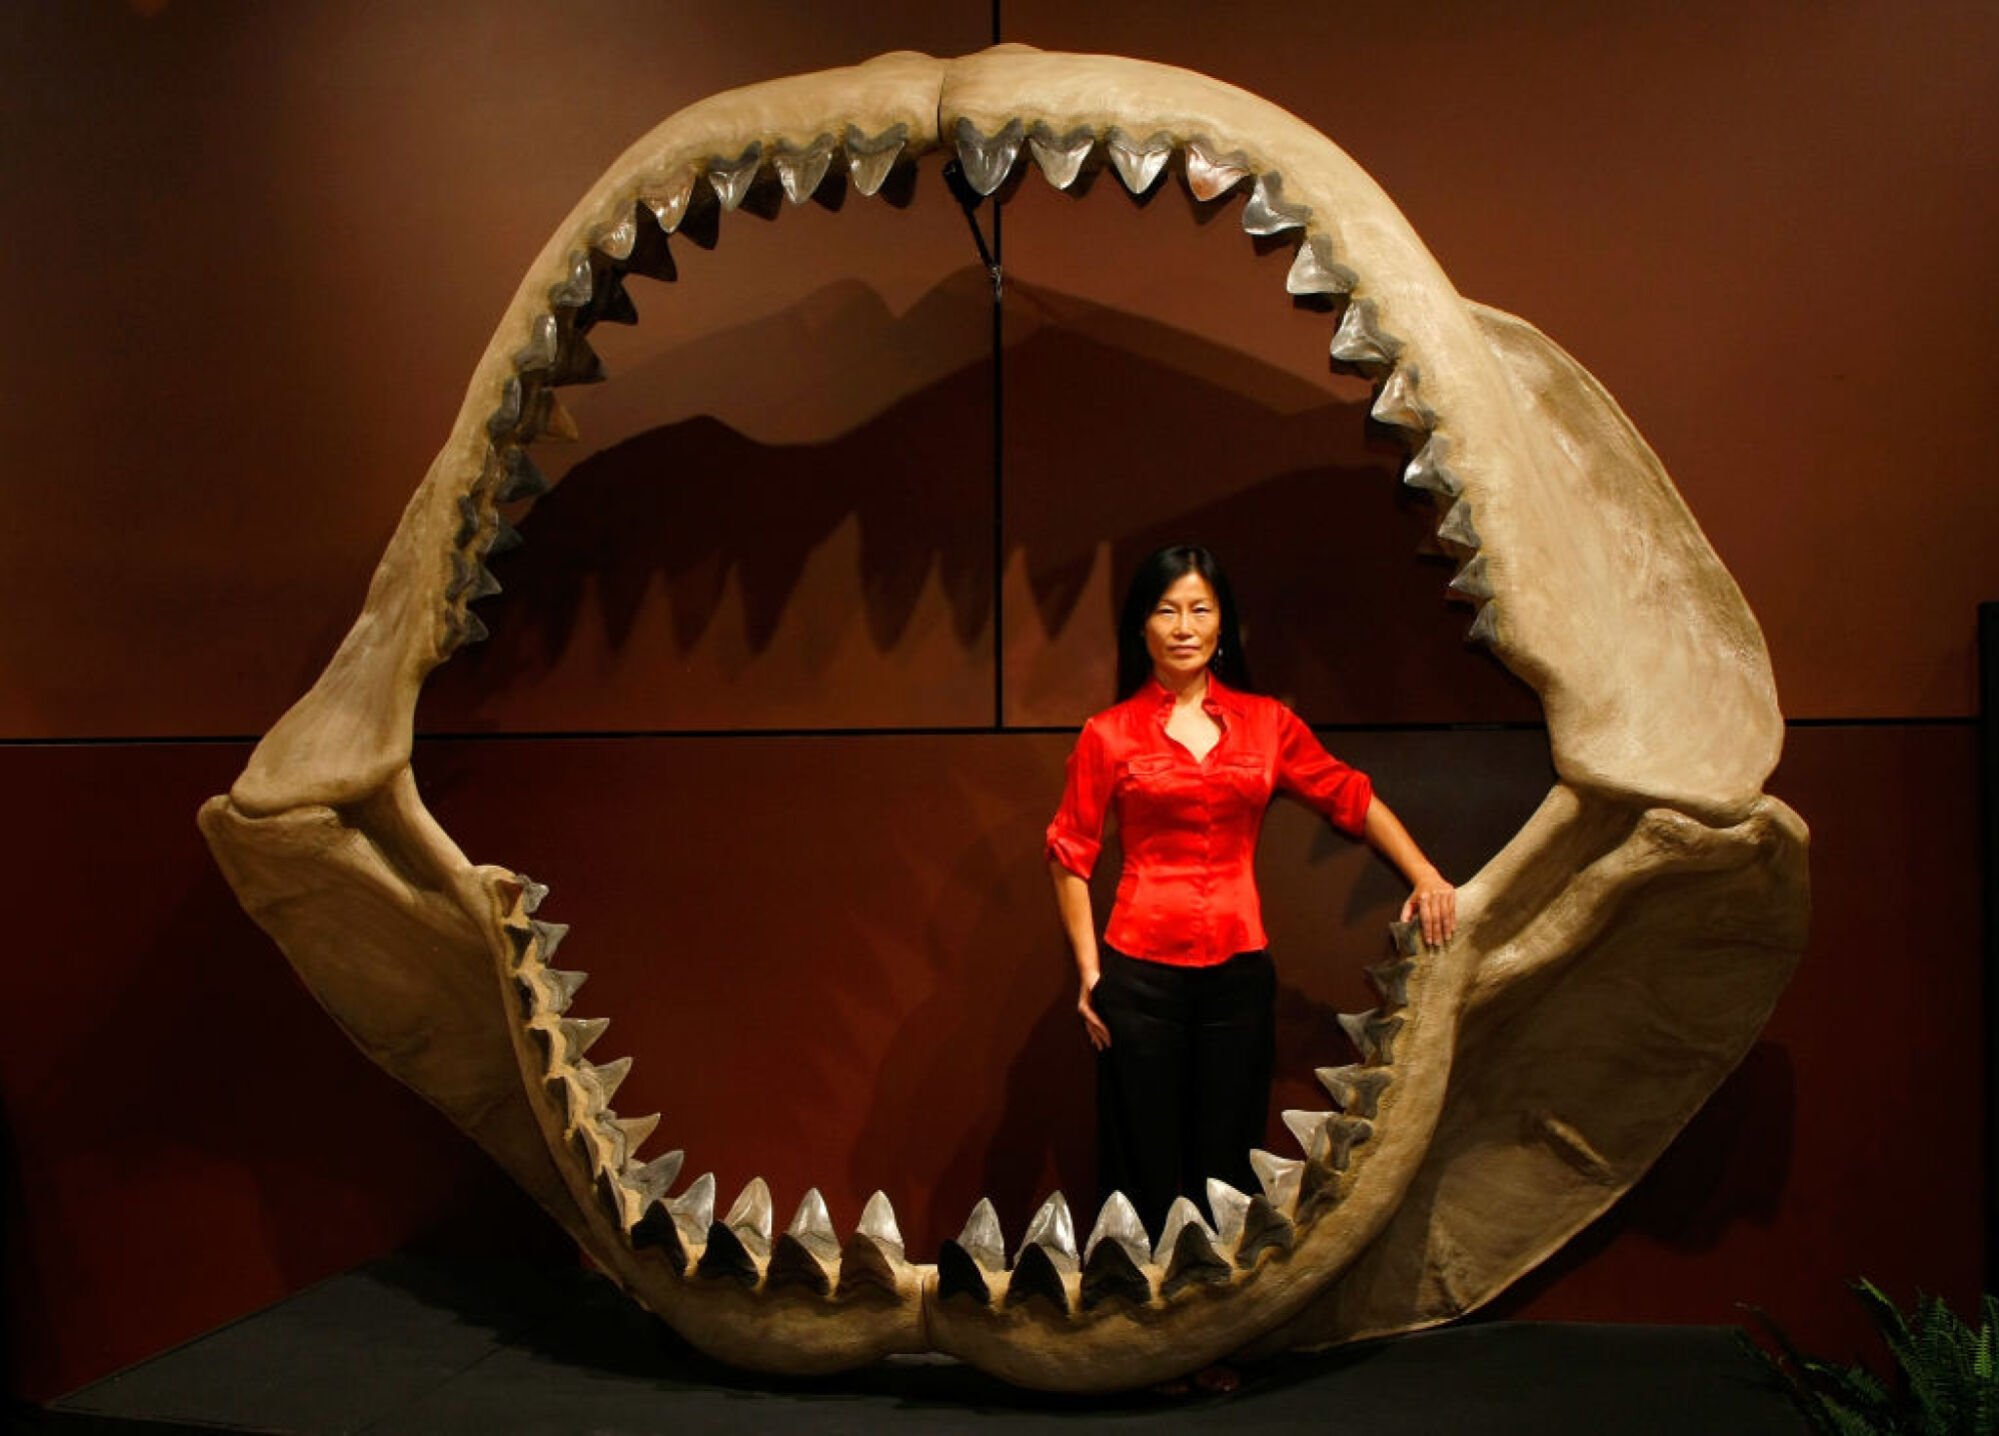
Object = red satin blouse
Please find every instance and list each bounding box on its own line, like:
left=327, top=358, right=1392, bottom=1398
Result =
left=1045, top=674, right=1374, bottom=968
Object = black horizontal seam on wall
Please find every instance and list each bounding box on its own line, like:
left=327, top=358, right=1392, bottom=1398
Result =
left=1, top=715, right=1976, bottom=747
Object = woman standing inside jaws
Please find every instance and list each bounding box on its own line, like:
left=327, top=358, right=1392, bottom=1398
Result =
left=1045, top=544, right=1458, bottom=1255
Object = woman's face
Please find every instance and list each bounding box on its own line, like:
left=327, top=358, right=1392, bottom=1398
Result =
left=1144, top=571, right=1221, bottom=684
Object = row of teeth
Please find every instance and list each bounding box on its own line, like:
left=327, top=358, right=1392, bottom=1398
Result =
left=429, top=119, right=1499, bottom=665
left=503, top=874, right=1424, bottom=1317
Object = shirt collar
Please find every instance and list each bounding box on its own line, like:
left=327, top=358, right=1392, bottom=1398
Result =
left=1142, top=670, right=1241, bottom=717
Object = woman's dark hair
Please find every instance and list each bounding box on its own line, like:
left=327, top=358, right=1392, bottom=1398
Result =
left=1115, top=544, right=1254, bottom=701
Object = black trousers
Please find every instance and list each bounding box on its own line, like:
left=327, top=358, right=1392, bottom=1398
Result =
left=1093, top=945, right=1275, bottom=1238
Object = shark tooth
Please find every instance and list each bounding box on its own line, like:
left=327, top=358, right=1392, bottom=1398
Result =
left=512, top=313, right=559, bottom=373
left=1162, top=1219, right=1232, bottom=1298
left=766, top=1187, right=839, bottom=1294
left=1154, top=1197, right=1214, bottom=1263
left=625, top=1148, right=683, bottom=1207
left=1027, top=122, right=1094, bottom=189
left=698, top=1178, right=770, bottom=1282
left=582, top=1055, right=632, bottom=1105
left=1317, top=1064, right=1394, bottom=1119
left=724, top=1176, right=773, bottom=1250
left=706, top=142, right=762, bottom=210
left=548, top=252, right=594, bottom=310
left=540, top=967, right=587, bottom=1013
left=1242, top=171, right=1310, bottom=234
left=558, top=1015, right=609, bottom=1059
left=631, top=1198, right=689, bottom=1269
left=1339, top=1010, right=1405, bottom=1065
left=953, top=115, right=1023, bottom=195
left=857, top=1190, right=903, bottom=1257
left=1367, top=957, right=1418, bottom=1009
left=1321, top=1116, right=1373, bottom=1172
left=464, top=563, right=502, bottom=603
left=936, top=1198, right=1003, bottom=1305
left=1080, top=1237, right=1153, bottom=1310
left=956, top=1197, right=1006, bottom=1270
left=1450, top=553, right=1495, bottom=603
left=1468, top=601, right=1501, bottom=646
left=1083, top=1191, right=1150, bottom=1266
left=548, top=330, right=605, bottom=387
left=495, top=447, right=550, bottom=504
left=1249, top=1148, right=1303, bottom=1214
left=774, top=133, right=835, bottom=204
left=592, top=213, right=637, bottom=262
left=1330, top=297, right=1400, bottom=368
left=529, top=390, right=581, bottom=444
left=1184, top=138, right=1250, bottom=200
left=667, top=1171, right=715, bottom=1239
left=532, top=920, right=569, bottom=963
left=1018, top=1191, right=1078, bottom=1271
left=586, top=271, right=638, bottom=327
left=1372, top=365, right=1434, bottom=433
left=1282, top=1109, right=1336, bottom=1160
left=1235, top=1196, right=1296, bottom=1267
left=518, top=876, right=548, bottom=914
left=485, top=377, right=522, bottom=440
left=1105, top=127, right=1172, bottom=193
left=449, top=611, right=489, bottom=649
left=643, top=171, right=695, bottom=233
left=1205, top=1178, right=1251, bottom=1251
left=1388, top=916, right=1424, bottom=956
left=1003, top=1243, right=1073, bottom=1313
left=1437, top=500, right=1481, bottom=554
left=486, top=513, right=524, bottom=555
left=842, top=122, right=906, bottom=197
left=1404, top=436, right=1462, bottom=500
left=1286, top=233, right=1358, bottom=296
left=785, top=1187, right=839, bottom=1259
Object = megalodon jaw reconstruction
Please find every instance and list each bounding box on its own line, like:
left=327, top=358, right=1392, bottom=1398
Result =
left=197, top=47, right=1810, bottom=1392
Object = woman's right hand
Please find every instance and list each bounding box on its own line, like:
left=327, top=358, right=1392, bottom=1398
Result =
left=1078, top=973, right=1112, bottom=1051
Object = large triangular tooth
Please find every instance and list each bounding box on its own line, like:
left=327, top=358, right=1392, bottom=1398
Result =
left=1018, top=1191, right=1078, bottom=1271
left=625, top=1149, right=684, bottom=1207
left=582, top=1054, right=632, bottom=1105
left=1449, top=553, right=1494, bottom=603
left=955, top=1197, right=1005, bottom=1270
left=785, top=1188, right=838, bottom=1260
left=586, top=271, right=639, bottom=327
left=548, top=330, right=606, bottom=387
left=1388, top=917, right=1423, bottom=956
left=485, top=377, right=523, bottom=441
left=513, top=313, right=559, bottom=374
left=455, top=494, right=485, bottom=548
left=696, top=1220, right=761, bottom=1284
left=1105, top=127, right=1172, bottom=193
left=593, top=1166, right=633, bottom=1229
left=767, top=1187, right=838, bottom=1294
left=1321, top=1116, right=1373, bottom=1173
left=1330, top=297, right=1401, bottom=367
left=541, top=967, right=588, bottom=1014
left=615, top=1112, right=660, bottom=1152
left=1205, top=1178, right=1251, bottom=1250
left=1082, top=1191, right=1150, bottom=1266
left=1249, top=1148, right=1303, bottom=1215
left=1184, top=138, right=1250, bottom=201
left=935, top=1243, right=992, bottom=1306
left=496, top=446, right=551, bottom=504
left=1027, top=122, right=1094, bottom=189
left=465, top=563, right=502, bottom=603
left=1339, top=1010, right=1405, bottom=1066
left=643, top=171, right=695, bottom=233
left=953, top=115, right=1023, bottom=196
left=631, top=1198, right=690, bottom=1268
left=1371, top=364, right=1433, bottom=433
left=548, top=252, right=594, bottom=310
left=856, top=1190, right=903, bottom=1258
left=1234, top=1196, right=1295, bottom=1267
left=518, top=875, right=549, bottom=914
left=532, top=920, right=570, bottom=962
left=1079, top=1235, right=1154, bottom=1310
left=1317, top=1064, right=1393, bottom=1120
left=722, top=1176, right=773, bottom=1253
left=1282, top=1109, right=1336, bottom=1160
left=706, top=142, right=762, bottom=210
left=592, top=213, right=637, bottom=262
left=1242, top=171, right=1310, bottom=235
left=1286, top=233, right=1357, bottom=296
left=558, top=1015, right=609, bottom=1060
left=1468, top=602, right=1501, bottom=647
left=666, top=1171, right=716, bottom=1239
left=487, top=513, right=524, bottom=555
left=843, top=122, right=907, bottom=197
left=1002, top=1243, right=1073, bottom=1313
left=1367, top=957, right=1417, bottom=1009
left=1437, top=500, right=1481, bottom=554
left=774, top=133, right=835, bottom=204
left=1153, top=1196, right=1214, bottom=1264
left=529, top=390, right=581, bottom=444
left=447, top=610, right=489, bottom=651
left=1162, top=1219, right=1232, bottom=1298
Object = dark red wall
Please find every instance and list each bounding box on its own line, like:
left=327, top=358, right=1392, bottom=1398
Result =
left=3, top=0, right=1989, bottom=1402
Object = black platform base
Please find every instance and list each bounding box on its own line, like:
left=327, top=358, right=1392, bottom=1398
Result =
left=36, top=1253, right=1807, bottom=1434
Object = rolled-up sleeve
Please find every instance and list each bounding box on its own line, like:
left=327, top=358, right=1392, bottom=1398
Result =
left=1275, top=707, right=1373, bottom=837
left=1045, top=719, right=1112, bottom=879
